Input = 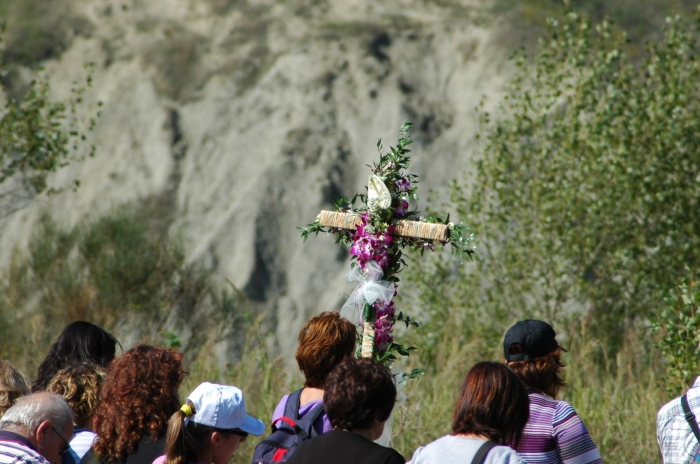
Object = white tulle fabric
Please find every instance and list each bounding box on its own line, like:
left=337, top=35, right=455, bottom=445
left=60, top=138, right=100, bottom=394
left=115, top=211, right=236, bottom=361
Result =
left=340, top=261, right=394, bottom=324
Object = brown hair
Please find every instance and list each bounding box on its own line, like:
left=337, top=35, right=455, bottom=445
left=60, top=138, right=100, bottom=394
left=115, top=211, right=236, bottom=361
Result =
left=92, top=345, right=185, bottom=462
left=295, top=312, right=356, bottom=388
left=164, top=401, right=215, bottom=464
left=324, top=358, right=396, bottom=431
left=505, top=345, right=567, bottom=398
left=0, top=361, right=30, bottom=417
left=46, top=362, right=105, bottom=428
left=452, top=361, right=529, bottom=446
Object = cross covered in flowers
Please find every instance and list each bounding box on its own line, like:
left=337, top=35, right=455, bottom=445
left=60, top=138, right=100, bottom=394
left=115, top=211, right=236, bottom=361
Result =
left=299, top=123, right=475, bottom=366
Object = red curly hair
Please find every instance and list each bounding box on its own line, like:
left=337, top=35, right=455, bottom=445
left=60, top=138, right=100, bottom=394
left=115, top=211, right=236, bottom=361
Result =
left=92, top=345, right=185, bottom=462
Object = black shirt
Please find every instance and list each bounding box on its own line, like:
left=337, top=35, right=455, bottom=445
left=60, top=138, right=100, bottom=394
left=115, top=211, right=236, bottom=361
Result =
left=286, top=430, right=405, bottom=464
left=80, top=436, right=165, bottom=464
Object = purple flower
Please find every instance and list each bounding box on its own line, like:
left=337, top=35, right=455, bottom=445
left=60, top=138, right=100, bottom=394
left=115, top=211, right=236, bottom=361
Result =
left=396, top=178, right=411, bottom=192
left=375, top=300, right=395, bottom=319
left=374, top=324, right=394, bottom=353
left=395, top=199, right=409, bottom=217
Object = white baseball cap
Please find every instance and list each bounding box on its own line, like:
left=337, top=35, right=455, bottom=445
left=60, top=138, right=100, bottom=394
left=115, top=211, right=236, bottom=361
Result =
left=186, top=382, right=265, bottom=436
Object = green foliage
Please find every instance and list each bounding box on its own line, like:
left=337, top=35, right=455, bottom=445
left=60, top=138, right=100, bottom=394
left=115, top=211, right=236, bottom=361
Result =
left=457, top=12, right=700, bottom=344
left=652, top=276, right=700, bottom=395
left=0, top=204, right=245, bottom=371
left=494, top=0, right=697, bottom=54
left=0, top=25, right=97, bottom=216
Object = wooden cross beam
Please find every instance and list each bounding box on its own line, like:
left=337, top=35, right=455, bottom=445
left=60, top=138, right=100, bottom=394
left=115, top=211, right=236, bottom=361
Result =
left=317, top=210, right=450, bottom=242
left=317, top=211, right=449, bottom=358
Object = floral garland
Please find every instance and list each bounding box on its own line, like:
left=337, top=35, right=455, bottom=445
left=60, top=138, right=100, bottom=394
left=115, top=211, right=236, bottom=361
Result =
left=300, top=123, right=475, bottom=366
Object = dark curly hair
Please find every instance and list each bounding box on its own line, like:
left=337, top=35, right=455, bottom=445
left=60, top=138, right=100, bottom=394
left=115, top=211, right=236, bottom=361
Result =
left=92, top=345, right=185, bottom=462
left=33, top=321, right=120, bottom=392
left=452, top=361, right=530, bottom=447
left=324, top=358, right=396, bottom=431
left=295, top=311, right=356, bottom=388
left=505, top=345, right=567, bottom=398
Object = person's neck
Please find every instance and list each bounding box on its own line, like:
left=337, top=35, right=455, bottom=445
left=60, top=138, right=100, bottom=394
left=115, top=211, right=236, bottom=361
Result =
left=455, top=432, right=489, bottom=440
left=300, top=387, right=324, bottom=405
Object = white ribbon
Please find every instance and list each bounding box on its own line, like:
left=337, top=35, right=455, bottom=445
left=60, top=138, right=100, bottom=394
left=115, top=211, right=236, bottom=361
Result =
left=340, top=261, right=394, bottom=324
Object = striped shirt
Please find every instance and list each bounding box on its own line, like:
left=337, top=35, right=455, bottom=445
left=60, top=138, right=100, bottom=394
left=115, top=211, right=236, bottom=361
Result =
left=66, top=429, right=97, bottom=463
left=0, top=431, right=50, bottom=464
left=657, top=376, right=700, bottom=464
left=515, top=391, right=603, bottom=464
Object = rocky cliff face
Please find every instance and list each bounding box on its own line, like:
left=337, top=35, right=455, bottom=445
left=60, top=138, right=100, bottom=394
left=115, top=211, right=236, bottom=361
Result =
left=0, top=0, right=511, bottom=359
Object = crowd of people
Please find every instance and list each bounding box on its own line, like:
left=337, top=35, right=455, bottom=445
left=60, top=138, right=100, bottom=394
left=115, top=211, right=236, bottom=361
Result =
left=0, top=314, right=693, bottom=464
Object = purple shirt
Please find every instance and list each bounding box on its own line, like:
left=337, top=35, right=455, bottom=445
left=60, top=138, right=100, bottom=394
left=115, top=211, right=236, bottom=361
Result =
left=272, top=394, right=332, bottom=435
left=515, top=391, right=602, bottom=464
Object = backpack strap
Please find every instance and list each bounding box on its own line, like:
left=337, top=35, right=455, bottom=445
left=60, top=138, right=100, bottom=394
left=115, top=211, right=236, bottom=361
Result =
left=283, top=389, right=304, bottom=420
left=471, top=440, right=497, bottom=464
left=278, top=389, right=326, bottom=438
left=681, top=394, right=700, bottom=442
left=295, top=401, right=325, bottom=439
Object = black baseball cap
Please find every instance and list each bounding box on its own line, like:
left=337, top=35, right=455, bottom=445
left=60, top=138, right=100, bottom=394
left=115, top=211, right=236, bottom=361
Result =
left=503, top=319, right=567, bottom=362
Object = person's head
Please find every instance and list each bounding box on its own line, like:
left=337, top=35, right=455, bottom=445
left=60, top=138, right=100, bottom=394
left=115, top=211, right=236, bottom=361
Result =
left=45, top=362, right=106, bottom=428
left=324, top=358, right=396, bottom=440
left=33, top=321, right=120, bottom=392
left=92, top=345, right=185, bottom=462
left=452, top=362, right=529, bottom=447
left=0, top=360, right=30, bottom=417
left=503, top=319, right=567, bottom=398
left=165, top=382, right=264, bottom=464
left=295, top=311, right=356, bottom=388
left=0, top=392, right=74, bottom=464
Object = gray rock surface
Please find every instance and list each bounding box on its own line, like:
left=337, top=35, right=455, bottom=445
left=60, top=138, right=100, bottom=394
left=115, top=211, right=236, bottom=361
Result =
left=0, top=0, right=512, bottom=361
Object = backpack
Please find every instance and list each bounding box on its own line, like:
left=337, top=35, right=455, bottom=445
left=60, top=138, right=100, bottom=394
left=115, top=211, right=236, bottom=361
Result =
left=681, top=394, right=700, bottom=462
left=252, top=389, right=325, bottom=464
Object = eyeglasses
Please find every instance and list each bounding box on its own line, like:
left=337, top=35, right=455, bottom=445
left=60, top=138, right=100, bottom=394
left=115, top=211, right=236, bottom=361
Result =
left=51, top=426, right=70, bottom=455
left=229, top=429, right=248, bottom=438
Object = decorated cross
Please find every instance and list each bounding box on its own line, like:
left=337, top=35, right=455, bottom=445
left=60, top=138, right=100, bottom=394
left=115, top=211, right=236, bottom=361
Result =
left=299, top=123, right=475, bottom=366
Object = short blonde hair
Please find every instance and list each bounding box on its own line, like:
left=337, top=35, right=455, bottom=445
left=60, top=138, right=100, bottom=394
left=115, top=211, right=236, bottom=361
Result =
left=46, top=362, right=106, bottom=427
left=0, top=361, right=30, bottom=417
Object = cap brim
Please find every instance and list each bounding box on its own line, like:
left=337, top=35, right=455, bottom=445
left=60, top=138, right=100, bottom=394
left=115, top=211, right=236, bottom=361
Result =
left=240, top=414, right=265, bottom=436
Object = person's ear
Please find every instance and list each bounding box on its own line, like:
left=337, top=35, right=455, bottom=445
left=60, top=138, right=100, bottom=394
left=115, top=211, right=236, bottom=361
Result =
left=210, top=431, right=223, bottom=449
left=35, top=420, right=52, bottom=446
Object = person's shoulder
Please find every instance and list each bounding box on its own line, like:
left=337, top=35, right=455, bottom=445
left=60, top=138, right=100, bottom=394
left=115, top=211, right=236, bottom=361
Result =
left=271, top=393, right=291, bottom=420
left=657, top=394, right=681, bottom=418
left=486, top=445, right=527, bottom=464
left=383, top=449, right=405, bottom=464
left=550, top=397, right=584, bottom=423
left=407, top=435, right=471, bottom=462
left=0, top=440, right=48, bottom=464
